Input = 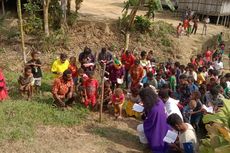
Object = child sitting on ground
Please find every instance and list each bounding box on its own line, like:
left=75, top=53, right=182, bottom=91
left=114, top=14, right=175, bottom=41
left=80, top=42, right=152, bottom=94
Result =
left=112, top=88, right=125, bottom=119
left=83, top=71, right=98, bottom=109
left=27, top=51, right=42, bottom=94
left=18, top=66, right=34, bottom=100
left=125, top=87, right=142, bottom=119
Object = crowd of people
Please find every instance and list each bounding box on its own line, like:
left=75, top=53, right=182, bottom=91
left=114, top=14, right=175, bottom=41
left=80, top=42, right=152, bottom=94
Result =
left=177, top=7, right=211, bottom=37
left=0, top=31, right=229, bottom=152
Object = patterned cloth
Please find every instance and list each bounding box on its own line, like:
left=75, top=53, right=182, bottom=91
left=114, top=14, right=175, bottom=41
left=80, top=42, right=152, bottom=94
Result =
left=52, top=77, right=74, bottom=99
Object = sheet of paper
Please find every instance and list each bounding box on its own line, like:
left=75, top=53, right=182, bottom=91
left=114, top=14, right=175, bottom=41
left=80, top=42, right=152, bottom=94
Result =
left=202, top=104, right=214, bottom=113
left=163, top=130, right=178, bottom=143
left=117, top=78, right=124, bottom=84
left=132, top=104, right=144, bottom=113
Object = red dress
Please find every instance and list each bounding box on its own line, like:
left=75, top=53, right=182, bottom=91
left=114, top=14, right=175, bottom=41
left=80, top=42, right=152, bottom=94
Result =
left=205, top=50, right=213, bottom=62
left=83, top=78, right=98, bottom=107
left=0, top=69, right=8, bottom=101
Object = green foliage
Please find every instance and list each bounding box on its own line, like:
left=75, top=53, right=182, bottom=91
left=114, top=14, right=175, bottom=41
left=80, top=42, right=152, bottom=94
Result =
left=67, top=12, right=79, bottom=27
left=134, top=15, right=151, bottom=33
left=161, top=37, right=171, bottom=47
left=124, top=0, right=139, bottom=7
left=23, top=1, right=43, bottom=34
left=150, top=21, right=175, bottom=38
left=200, top=99, right=230, bottom=153
left=49, top=0, right=62, bottom=30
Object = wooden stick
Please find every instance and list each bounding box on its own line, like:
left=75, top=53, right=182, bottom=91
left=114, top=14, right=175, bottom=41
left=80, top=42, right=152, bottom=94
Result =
left=99, top=63, right=106, bottom=123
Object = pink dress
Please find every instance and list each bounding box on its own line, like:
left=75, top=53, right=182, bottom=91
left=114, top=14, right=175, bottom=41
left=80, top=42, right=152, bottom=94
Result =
left=0, top=69, right=8, bottom=101
left=205, top=50, right=213, bottom=62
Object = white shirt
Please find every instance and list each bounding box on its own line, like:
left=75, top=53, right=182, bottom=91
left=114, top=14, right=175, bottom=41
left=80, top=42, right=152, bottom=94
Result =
left=179, top=123, right=199, bottom=153
left=214, top=61, right=223, bottom=70
left=165, top=97, right=183, bottom=120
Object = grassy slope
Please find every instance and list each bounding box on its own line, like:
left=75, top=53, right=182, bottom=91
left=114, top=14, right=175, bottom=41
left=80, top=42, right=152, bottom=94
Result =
left=0, top=71, right=89, bottom=141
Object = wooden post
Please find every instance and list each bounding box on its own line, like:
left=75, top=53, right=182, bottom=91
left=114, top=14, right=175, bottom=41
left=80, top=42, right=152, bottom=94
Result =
left=224, top=16, right=227, bottom=26
left=221, top=16, right=224, bottom=25
left=2, top=0, right=5, bottom=15
left=216, top=15, right=220, bottom=25
left=17, top=0, right=26, bottom=64
left=99, top=63, right=106, bottom=123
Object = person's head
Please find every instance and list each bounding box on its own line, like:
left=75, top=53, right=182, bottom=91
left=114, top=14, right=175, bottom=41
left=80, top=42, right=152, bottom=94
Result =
left=104, top=80, right=111, bottom=88
left=212, top=70, right=219, bottom=77
left=125, top=50, right=131, bottom=56
left=167, top=113, right=184, bottom=132
left=143, top=83, right=150, bottom=88
left=131, top=87, right=140, bottom=97
left=179, top=74, right=188, bottom=84
left=190, top=91, right=200, bottom=100
left=101, top=47, right=107, bottom=54
left=114, top=88, right=123, bottom=97
left=208, top=69, right=213, bottom=76
left=83, top=47, right=92, bottom=55
left=174, top=62, right=180, bottom=68
left=69, top=56, right=76, bottom=65
left=210, top=78, right=216, bottom=86
left=189, top=100, right=197, bottom=110
left=215, top=85, right=224, bottom=95
left=198, top=67, right=203, bottom=73
left=147, top=72, right=153, bottom=80
left=179, top=23, right=182, bottom=26
left=158, top=89, right=170, bottom=103
left=202, top=66, right=207, bottom=72
left=31, top=51, right=40, bottom=60
left=225, top=73, right=230, bottom=81
left=156, top=73, right=162, bottom=80
left=134, top=59, right=140, bottom=66
left=139, top=87, right=158, bottom=113
left=220, top=32, right=223, bottom=35
left=140, top=51, right=147, bottom=60
left=60, top=53, right=67, bottom=63
left=86, top=71, right=95, bottom=79
left=199, top=84, right=206, bottom=95
left=187, top=76, right=194, bottom=84
left=179, top=65, right=185, bottom=72
left=78, top=68, right=84, bottom=76
left=171, top=69, right=176, bottom=75
left=62, top=69, right=72, bottom=82
left=210, top=87, right=219, bottom=99
left=24, top=66, right=32, bottom=76
left=114, top=58, right=122, bottom=69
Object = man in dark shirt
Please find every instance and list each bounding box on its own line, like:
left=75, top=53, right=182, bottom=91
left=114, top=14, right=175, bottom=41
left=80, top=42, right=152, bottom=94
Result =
left=97, top=47, right=113, bottom=67
left=78, top=47, right=95, bottom=72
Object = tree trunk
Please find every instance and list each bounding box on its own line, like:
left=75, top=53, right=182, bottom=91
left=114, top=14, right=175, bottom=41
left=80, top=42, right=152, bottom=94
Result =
left=124, top=0, right=144, bottom=50
left=17, top=0, right=26, bottom=64
left=2, top=0, right=5, bottom=15
left=124, top=32, right=130, bottom=51
left=43, top=0, right=50, bottom=37
left=67, top=0, right=71, bottom=15
left=61, top=0, right=67, bottom=25
left=75, top=0, right=83, bottom=12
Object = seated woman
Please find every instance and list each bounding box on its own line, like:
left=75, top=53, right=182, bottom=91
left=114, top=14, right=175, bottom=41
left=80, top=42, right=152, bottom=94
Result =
left=125, top=87, right=142, bottom=119
left=0, top=69, right=8, bottom=101
left=137, top=87, right=170, bottom=153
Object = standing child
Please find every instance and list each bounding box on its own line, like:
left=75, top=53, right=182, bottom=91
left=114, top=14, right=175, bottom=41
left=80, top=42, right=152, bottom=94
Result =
left=27, top=51, right=42, bottom=93
left=169, top=69, right=177, bottom=92
left=112, top=88, right=125, bottom=119
left=68, top=56, right=78, bottom=85
left=18, top=66, right=34, bottom=100
left=103, top=80, right=112, bottom=110
left=83, top=71, right=98, bottom=108
left=0, top=69, right=8, bottom=101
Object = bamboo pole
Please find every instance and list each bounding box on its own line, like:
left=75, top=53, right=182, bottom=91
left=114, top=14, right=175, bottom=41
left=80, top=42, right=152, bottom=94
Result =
left=17, top=0, right=26, bottom=64
left=99, top=63, right=106, bottom=123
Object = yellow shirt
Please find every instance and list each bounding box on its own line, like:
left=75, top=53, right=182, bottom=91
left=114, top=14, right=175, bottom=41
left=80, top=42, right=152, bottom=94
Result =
left=51, top=59, right=69, bottom=78
left=197, top=73, right=205, bottom=85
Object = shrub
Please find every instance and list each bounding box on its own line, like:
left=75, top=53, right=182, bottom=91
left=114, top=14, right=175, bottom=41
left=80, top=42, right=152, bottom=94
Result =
left=124, top=0, right=139, bottom=6
left=134, top=15, right=151, bottom=33
left=67, top=12, right=79, bottom=27
left=161, top=37, right=171, bottom=47
left=23, top=1, right=43, bottom=34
